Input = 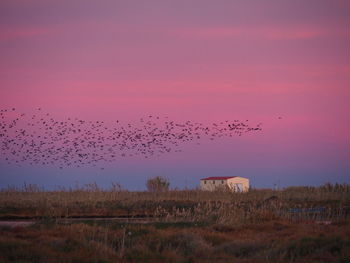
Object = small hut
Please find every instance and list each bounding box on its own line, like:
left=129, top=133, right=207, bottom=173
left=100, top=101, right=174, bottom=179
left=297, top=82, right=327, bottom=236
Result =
left=200, top=176, right=249, bottom=192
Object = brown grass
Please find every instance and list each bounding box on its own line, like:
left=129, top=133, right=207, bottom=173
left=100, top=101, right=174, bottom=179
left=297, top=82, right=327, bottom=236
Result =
left=0, top=219, right=349, bottom=263
left=0, top=183, right=349, bottom=224
left=0, top=183, right=349, bottom=262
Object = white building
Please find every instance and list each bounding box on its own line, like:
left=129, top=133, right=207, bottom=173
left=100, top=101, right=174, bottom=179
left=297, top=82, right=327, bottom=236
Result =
left=200, top=176, right=249, bottom=192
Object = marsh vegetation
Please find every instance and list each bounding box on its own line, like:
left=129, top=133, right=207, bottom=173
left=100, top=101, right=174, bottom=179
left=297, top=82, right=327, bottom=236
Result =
left=0, top=183, right=349, bottom=262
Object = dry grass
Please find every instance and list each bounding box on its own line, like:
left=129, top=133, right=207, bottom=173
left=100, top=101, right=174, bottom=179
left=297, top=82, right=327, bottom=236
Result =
left=0, top=183, right=349, bottom=224
left=0, top=219, right=349, bottom=263
left=0, top=183, right=349, bottom=262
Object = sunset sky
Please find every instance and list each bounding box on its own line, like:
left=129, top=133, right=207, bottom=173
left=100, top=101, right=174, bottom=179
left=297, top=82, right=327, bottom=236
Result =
left=1, top=0, right=349, bottom=190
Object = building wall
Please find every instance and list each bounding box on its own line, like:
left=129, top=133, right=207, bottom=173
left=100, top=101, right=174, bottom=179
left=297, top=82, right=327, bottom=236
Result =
left=200, top=178, right=227, bottom=191
left=226, top=177, right=249, bottom=192
left=200, top=177, right=249, bottom=192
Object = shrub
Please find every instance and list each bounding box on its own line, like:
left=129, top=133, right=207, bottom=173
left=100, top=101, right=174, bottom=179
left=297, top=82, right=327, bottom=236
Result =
left=283, top=236, right=348, bottom=261
left=163, top=232, right=210, bottom=256
left=214, top=241, right=266, bottom=258
left=146, top=176, right=170, bottom=192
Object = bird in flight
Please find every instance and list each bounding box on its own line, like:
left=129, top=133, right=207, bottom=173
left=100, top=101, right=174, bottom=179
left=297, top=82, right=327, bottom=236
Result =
left=0, top=108, right=263, bottom=169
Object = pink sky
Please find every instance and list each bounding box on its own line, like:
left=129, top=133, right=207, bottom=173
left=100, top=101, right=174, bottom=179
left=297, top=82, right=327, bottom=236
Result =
left=1, top=0, right=349, bottom=189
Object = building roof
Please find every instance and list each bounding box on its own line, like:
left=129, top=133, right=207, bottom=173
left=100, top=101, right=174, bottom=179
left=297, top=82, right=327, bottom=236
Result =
left=200, top=176, right=236, bottom=180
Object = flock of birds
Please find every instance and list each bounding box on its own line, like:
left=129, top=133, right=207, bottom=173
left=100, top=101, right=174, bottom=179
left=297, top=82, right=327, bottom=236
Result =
left=0, top=108, right=262, bottom=170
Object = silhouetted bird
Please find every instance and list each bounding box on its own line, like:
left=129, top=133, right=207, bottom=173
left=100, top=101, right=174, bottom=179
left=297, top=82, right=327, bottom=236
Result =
left=0, top=108, right=262, bottom=169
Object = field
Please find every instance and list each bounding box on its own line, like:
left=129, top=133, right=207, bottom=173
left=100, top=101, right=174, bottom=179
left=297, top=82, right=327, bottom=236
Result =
left=0, top=183, right=349, bottom=263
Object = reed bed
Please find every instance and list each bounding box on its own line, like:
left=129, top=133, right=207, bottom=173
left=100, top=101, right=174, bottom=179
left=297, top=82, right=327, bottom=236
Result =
left=0, top=183, right=349, bottom=262
left=0, top=183, right=349, bottom=224
left=1, top=216, right=349, bottom=263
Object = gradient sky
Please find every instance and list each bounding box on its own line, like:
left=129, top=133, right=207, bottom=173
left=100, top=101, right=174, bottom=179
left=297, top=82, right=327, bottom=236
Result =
left=1, top=0, right=350, bottom=190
